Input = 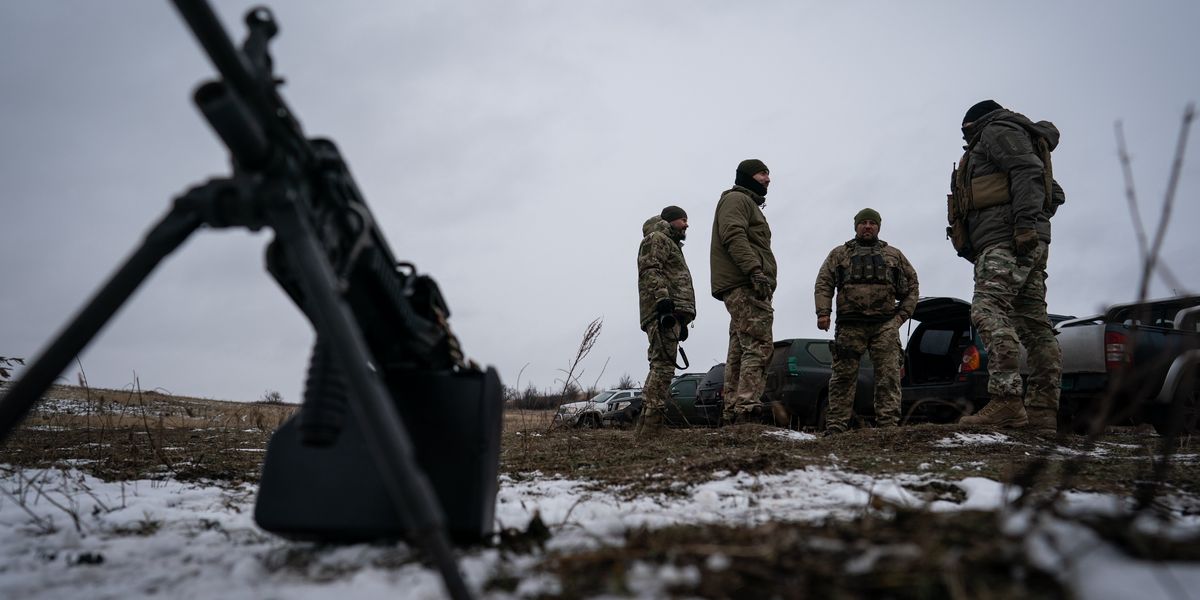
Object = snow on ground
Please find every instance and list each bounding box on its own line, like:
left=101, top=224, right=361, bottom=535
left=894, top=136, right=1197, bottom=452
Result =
left=933, top=432, right=1014, bottom=447
left=2, top=465, right=1199, bottom=599
left=761, top=429, right=817, bottom=443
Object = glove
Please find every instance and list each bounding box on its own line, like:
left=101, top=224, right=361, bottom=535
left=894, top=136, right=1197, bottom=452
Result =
left=655, top=298, right=675, bottom=316
left=678, top=324, right=689, bottom=342
left=1013, top=228, right=1039, bottom=257
left=750, top=271, right=773, bottom=299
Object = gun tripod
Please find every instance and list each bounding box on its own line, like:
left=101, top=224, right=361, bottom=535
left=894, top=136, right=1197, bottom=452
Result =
left=2, top=173, right=482, bottom=600
left=0, top=4, right=499, bottom=599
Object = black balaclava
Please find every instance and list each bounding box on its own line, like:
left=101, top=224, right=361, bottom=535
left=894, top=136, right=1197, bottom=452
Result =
left=962, top=99, right=1002, bottom=141
left=734, top=159, right=769, bottom=198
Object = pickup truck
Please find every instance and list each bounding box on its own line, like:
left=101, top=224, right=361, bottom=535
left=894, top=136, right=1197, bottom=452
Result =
left=1056, top=294, right=1200, bottom=435
left=554, top=388, right=641, bottom=428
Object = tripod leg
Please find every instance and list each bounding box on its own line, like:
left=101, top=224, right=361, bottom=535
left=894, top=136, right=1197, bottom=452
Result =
left=269, top=204, right=472, bottom=600
left=0, top=206, right=203, bottom=443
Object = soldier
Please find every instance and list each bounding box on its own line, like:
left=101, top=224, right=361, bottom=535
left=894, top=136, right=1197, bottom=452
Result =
left=637, top=205, right=696, bottom=435
left=950, top=100, right=1066, bottom=431
left=815, top=208, right=919, bottom=435
left=710, top=159, right=776, bottom=425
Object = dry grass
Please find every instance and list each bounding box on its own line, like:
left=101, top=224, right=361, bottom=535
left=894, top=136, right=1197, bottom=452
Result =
left=504, top=408, right=554, bottom=433
left=5, top=384, right=1199, bottom=598
left=499, top=422, right=1200, bottom=500
left=491, top=424, right=1200, bottom=598
left=2, top=384, right=296, bottom=484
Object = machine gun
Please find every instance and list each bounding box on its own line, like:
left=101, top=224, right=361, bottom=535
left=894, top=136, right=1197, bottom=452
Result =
left=0, top=2, right=502, bottom=598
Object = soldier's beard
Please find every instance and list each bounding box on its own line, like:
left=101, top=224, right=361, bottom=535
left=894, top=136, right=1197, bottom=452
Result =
left=856, top=235, right=877, bottom=245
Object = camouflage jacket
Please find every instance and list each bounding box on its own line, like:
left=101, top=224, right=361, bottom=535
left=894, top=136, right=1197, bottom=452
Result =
left=709, top=185, right=777, bottom=299
left=814, top=239, right=919, bottom=324
left=638, top=216, right=696, bottom=331
left=957, top=108, right=1066, bottom=255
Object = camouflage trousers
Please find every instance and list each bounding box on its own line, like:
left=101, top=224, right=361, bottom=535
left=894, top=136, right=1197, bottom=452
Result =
left=971, top=241, right=1062, bottom=411
left=642, top=321, right=681, bottom=414
left=827, top=319, right=903, bottom=429
left=721, top=286, right=773, bottom=420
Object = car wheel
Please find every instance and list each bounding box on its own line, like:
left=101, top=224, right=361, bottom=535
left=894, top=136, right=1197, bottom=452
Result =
left=813, top=391, right=828, bottom=431
left=583, top=413, right=601, bottom=429
left=1153, top=369, right=1199, bottom=437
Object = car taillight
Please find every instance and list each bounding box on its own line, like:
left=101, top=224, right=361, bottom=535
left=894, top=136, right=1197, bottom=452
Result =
left=960, top=345, right=981, bottom=373
left=1105, top=331, right=1129, bottom=371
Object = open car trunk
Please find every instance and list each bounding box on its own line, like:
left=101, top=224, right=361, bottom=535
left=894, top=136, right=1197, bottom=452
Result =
left=904, top=297, right=974, bottom=385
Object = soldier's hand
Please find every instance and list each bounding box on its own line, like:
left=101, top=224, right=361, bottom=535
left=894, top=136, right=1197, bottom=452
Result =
left=655, top=298, right=675, bottom=316
left=750, top=272, right=773, bottom=299
left=1013, top=228, right=1039, bottom=257
left=817, top=315, right=831, bottom=331
left=678, top=323, right=689, bottom=342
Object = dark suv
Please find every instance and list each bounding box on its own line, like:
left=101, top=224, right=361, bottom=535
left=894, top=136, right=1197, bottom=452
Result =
left=694, top=364, right=725, bottom=424
left=762, top=338, right=876, bottom=428
left=900, top=296, right=1074, bottom=421
left=599, top=373, right=716, bottom=428
left=664, top=373, right=716, bottom=427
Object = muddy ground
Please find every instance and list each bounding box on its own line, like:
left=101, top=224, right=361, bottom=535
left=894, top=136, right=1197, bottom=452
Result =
left=3, top=386, right=1199, bottom=598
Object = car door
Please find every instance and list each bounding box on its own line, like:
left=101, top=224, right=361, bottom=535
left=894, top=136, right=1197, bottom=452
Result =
left=664, top=377, right=699, bottom=425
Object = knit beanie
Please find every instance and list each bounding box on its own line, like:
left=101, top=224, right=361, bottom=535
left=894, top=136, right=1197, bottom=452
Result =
left=962, top=99, right=1002, bottom=124
left=660, top=205, right=687, bottom=222
left=736, top=159, right=769, bottom=177
left=854, top=208, right=882, bottom=225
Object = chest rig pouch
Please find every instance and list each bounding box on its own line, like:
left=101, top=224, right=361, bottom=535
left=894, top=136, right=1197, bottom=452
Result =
left=836, top=242, right=895, bottom=288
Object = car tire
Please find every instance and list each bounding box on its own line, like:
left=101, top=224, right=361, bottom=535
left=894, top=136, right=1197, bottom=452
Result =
left=1152, top=369, right=1199, bottom=437
left=813, top=391, right=828, bottom=431
left=582, top=413, right=601, bottom=429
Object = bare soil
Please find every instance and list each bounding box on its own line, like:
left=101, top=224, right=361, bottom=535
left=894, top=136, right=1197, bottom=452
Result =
left=3, top=387, right=1198, bottom=598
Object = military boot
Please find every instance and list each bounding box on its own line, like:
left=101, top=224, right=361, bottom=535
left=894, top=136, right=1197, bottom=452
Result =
left=959, top=396, right=1028, bottom=428
left=636, top=409, right=665, bottom=437
left=822, top=425, right=847, bottom=437
left=1025, top=407, right=1058, bottom=433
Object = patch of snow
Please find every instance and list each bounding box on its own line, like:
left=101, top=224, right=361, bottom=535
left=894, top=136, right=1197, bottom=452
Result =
left=1020, top=511, right=1200, bottom=600
left=2, top=463, right=1198, bottom=599
left=933, top=432, right=1014, bottom=447
left=762, top=429, right=817, bottom=442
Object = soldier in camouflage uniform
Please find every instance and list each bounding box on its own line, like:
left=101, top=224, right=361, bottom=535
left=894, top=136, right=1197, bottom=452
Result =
left=815, top=208, right=919, bottom=435
left=951, top=100, right=1066, bottom=432
left=637, top=205, right=696, bottom=435
left=710, top=159, right=776, bottom=425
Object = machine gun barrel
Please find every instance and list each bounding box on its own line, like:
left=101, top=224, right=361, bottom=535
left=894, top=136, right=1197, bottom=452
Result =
left=171, top=0, right=311, bottom=165
left=194, top=81, right=271, bottom=169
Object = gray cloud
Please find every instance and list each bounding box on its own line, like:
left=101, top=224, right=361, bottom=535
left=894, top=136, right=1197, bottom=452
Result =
left=2, top=1, right=1197, bottom=404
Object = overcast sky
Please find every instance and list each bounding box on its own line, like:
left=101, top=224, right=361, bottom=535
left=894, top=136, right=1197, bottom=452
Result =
left=2, top=1, right=1198, bottom=404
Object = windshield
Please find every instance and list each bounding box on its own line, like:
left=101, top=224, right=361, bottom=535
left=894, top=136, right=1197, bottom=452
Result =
left=588, top=391, right=617, bottom=404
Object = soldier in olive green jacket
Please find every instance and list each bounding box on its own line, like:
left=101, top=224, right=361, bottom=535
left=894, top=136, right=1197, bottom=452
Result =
left=637, top=206, right=696, bottom=434
left=710, top=159, right=776, bottom=425
left=814, top=208, right=918, bottom=434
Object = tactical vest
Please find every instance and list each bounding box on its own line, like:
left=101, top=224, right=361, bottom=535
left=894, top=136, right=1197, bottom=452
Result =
left=836, top=241, right=895, bottom=289
left=947, top=125, right=1055, bottom=259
